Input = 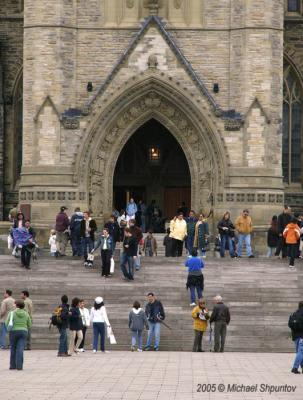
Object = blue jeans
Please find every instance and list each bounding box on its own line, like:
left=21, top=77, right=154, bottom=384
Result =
left=267, top=247, right=275, bottom=257
left=82, top=237, right=94, bottom=261
left=189, top=286, right=202, bottom=303
left=237, top=234, right=252, bottom=257
left=71, top=233, right=82, bottom=256
left=131, top=330, right=143, bottom=349
left=293, top=338, right=303, bottom=369
left=186, top=235, right=195, bottom=255
left=0, top=322, right=7, bottom=348
left=93, top=322, right=105, bottom=351
left=146, top=321, right=161, bottom=350
left=220, top=235, right=235, bottom=257
left=120, top=253, right=134, bottom=280
left=9, top=330, right=27, bottom=370
left=58, top=326, right=68, bottom=354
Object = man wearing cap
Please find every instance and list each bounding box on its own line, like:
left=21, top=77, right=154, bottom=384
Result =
left=235, top=209, right=254, bottom=258
left=55, top=206, right=70, bottom=256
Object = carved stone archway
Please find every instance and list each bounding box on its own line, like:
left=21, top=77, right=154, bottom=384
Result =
left=76, top=81, right=227, bottom=217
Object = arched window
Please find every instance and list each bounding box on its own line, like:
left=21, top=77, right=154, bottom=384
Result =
left=13, top=75, right=23, bottom=182
left=283, top=62, right=303, bottom=184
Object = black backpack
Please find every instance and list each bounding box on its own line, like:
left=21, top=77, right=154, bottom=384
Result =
left=288, top=312, right=303, bottom=331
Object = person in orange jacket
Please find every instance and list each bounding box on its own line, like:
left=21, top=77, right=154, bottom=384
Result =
left=283, top=217, right=301, bottom=269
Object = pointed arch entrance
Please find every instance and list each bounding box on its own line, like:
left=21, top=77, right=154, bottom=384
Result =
left=113, top=118, right=191, bottom=222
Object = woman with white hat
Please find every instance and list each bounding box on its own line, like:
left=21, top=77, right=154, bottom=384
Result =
left=90, top=297, right=110, bottom=353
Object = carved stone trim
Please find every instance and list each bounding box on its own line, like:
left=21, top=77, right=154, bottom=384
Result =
left=62, top=117, right=80, bottom=130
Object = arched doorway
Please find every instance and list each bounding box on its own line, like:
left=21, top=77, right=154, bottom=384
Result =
left=113, top=119, right=191, bottom=223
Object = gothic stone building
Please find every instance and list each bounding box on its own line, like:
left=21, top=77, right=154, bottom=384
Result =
left=0, top=1, right=302, bottom=243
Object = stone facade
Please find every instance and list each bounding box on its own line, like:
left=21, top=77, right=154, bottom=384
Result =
left=0, top=1, right=302, bottom=231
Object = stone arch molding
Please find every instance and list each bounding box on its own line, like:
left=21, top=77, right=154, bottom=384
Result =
left=76, top=84, right=228, bottom=216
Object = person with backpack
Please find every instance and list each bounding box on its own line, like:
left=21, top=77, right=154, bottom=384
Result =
left=283, top=217, right=301, bottom=269
left=288, top=301, right=303, bottom=374
left=185, top=248, right=204, bottom=307
left=128, top=301, right=149, bottom=352
left=56, top=295, right=70, bottom=357
left=68, top=297, right=83, bottom=355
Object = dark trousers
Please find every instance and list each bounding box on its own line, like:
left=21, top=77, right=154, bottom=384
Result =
left=9, top=330, right=27, bottom=370
left=101, top=249, right=112, bottom=276
left=193, top=330, right=204, bottom=352
left=275, top=236, right=288, bottom=258
left=93, top=322, right=105, bottom=351
left=75, top=326, right=87, bottom=349
left=120, top=253, right=134, bottom=280
left=214, top=320, right=227, bottom=352
left=26, top=328, right=32, bottom=350
left=220, top=235, right=235, bottom=257
left=171, top=238, right=183, bottom=257
left=288, top=244, right=297, bottom=267
left=21, top=247, right=31, bottom=268
left=186, top=235, right=195, bottom=255
left=71, top=233, right=82, bottom=256
left=58, top=326, right=68, bottom=354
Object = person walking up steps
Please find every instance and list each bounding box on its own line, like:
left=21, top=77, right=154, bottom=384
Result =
left=129, top=301, right=149, bottom=352
left=288, top=301, right=303, bottom=374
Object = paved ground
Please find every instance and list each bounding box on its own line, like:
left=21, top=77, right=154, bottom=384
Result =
left=0, top=351, right=302, bottom=400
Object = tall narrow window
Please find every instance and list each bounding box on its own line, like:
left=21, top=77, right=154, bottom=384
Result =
left=288, top=0, right=300, bottom=12
left=14, top=76, right=23, bottom=181
left=283, top=63, right=302, bottom=184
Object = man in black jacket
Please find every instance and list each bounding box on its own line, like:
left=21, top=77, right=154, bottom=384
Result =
left=120, top=228, right=137, bottom=280
left=57, top=295, right=70, bottom=357
left=275, top=205, right=292, bottom=258
left=70, top=208, right=83, bottom=256
left=144, top=293, right=165, bottom=351
left=210, top=295, right=230, bottom=352
left=80, top=211, right=97, bottom=267
left=104, top=215, right=120, bottom=254
left=288, top=301, right=303, bottom=374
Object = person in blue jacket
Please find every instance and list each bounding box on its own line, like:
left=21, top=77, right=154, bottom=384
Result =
left=185, top=248, right=204, bottom=306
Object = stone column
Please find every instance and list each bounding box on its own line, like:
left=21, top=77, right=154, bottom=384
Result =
left=0, top=62, right=4, bottom=220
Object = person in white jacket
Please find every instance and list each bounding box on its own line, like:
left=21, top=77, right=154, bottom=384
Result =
left=76, top=299, right=90, bottom=352
left=90, top=297, right=110, bottom=353
left=49, top=229, right=57, bottom=256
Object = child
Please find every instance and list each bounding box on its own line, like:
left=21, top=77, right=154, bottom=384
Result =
left=163, top=228, right=172, bottom=257
left=49, top=229, right=57, bottom=257
left=128, top=301, right=148, bottom=352
left=283, top=217, right=300, bottom=269
left=143, top=231, right=157, bottom=257
left=214, top=235, right=221, bottom=258
left=267, top=215, right=279, bottom=257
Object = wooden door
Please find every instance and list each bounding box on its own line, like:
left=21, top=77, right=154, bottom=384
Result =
left=164, top=187, right=191, bottom=219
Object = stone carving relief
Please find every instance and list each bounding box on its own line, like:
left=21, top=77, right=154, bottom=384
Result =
left=126, top=0, right=135, bottom=8
left=87, top=92, right=218, bottom=215
left=174, top=0, right=183, bottom=9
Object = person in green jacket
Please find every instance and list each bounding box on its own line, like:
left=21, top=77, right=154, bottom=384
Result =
left=5, top=299, right=32, bottom=370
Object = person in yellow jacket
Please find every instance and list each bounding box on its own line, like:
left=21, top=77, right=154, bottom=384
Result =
left=191, top=298, right=209, bottom=352
left=235, top=209, right=254, bottom=258
left=169, top=213, right=187, bottom=257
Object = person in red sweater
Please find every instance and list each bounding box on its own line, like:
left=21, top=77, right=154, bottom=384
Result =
left=283, top=217, right=301, bottom=269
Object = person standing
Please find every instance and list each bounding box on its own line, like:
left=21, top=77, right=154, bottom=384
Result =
left=283, top=217, right=301, bottom=269
left=129, top=301, right=149, bottom=352
left=118, top=209, right=128, bottom=240
left=0, top=290, right=15, bottom=349
left=57, top=295, right=70, bottom=357
left=68, top=297, right=83, bottom=355
left=80, top=211, right=97, bottom=267
left=169, top=213, right=187, bottom=257
left=90, top=297, right=111, bottom=353
left=186, top=210, right=197, bottom=255
left=70, top=208, right=83, bottom=257
left=191, top=298, right=209, bottom=352
left=210, top=295, right=230, bottom=353
left=126, top=198, right=137, bottom=220
left=120, top=228, right=137, bottom=281
left=144, top=293, right=165, bottom=351
left=55, top=206, right=70, bottom=256
left=194, top=213, right=210, bottom=258
left=49, top=229, right=58, bottom=256
left=20, top=291, right=33, bottom=350
left=185, top=249, right=204, bottom=306
left=138, top=200, right=147, bottom=233
left=6, top=300, right=31, bottom=370
left=129, top=219, right=143, bottom=270
left=92, top=228, right=113, bottom=277
left=143, top=231, right=157, bottom=257
left=235, top=209, right=254, bottom=258
left=77, top=300, right=90, bottom=352
left=20, top=220, right=36, bottom=269
left=104, top=215, right=120, bottom=254
left=163, top=228, right=172, bottom=257
left=267, top=215, right=279, bottom=257
left=288, top=301, right=303, bottom=374
left=217, top=212, right=236, bottom=258
left=275, top=205, right=292, bottom=258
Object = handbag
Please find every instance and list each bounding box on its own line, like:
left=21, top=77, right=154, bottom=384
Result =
left=7, top=311, right=14, bottom=332
left=110, top=257, right=115, bottom=274
left=107, top=326, right=117, bottom=345
left=87, top=253, right=94, bottom=262
left=7, top=235, right=14, bottom=249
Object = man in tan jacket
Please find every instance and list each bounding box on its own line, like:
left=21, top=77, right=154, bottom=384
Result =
left=235, top=209, right=254, bottom=258
left=0, top=289, right=15, bottom=349
left=169, top=213, right=187, bottom=256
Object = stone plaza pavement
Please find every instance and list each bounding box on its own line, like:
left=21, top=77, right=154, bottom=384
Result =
left=0, top=351, right=303, bottom=400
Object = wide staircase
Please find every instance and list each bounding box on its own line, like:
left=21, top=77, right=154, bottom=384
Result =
left=0, top=239, right=301, bottom=352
